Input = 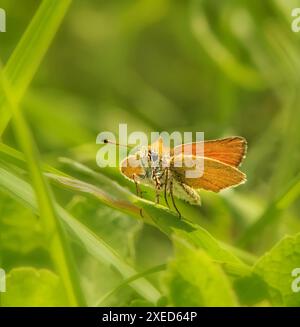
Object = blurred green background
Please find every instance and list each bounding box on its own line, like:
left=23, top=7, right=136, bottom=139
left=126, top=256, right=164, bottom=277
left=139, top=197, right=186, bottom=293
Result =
left=1, top=0, right=300, bottom=307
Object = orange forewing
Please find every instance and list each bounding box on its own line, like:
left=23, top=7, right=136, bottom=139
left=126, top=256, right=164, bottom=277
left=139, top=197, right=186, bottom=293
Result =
left=120, top=155, right=144, bottom=181
left=171, top=155, right=246, bottom=192
left=172, top=136, right=247, bottom=167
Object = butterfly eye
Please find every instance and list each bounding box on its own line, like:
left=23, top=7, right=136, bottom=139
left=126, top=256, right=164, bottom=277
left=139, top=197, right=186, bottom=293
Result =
left=136, top=153, right=141, bottom=160
left=151, top=152, right=159, bottom=162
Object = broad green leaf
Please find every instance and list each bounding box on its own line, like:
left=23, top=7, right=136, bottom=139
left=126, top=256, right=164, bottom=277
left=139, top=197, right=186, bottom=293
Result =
left=1, top=268, right=68, bottom=307
left=233, top=273, right=270, bottom=306
left=254, top=233, right=300, bottom=306
left=47, top=172, right=253, bottom=277
left=163, top=236, right=237, bottom=306
left=141, top=202, right=252, bottom=276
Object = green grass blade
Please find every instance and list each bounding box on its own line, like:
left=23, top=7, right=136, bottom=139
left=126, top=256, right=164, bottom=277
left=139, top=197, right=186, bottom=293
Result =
left=0, top=142, right=67, bottom=176
left=0, top=165, right=161, bottom=304
left=95, top=264, right=166, bottom=307
left=0, top=66, right=85, bottom=305
left=237, top=173, right=300, bottom=247
left=0, top=0, right=72, bottom=135
left=190, top=0, right=264, bottom=90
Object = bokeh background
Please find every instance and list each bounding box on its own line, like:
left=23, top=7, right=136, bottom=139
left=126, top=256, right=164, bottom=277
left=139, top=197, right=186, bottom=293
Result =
left=1, top=0, right=300, bottom=306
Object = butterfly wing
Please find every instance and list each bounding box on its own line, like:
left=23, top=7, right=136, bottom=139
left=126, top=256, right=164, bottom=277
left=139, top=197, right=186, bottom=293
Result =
left=172, top=136, right=247, bottom=167
left=171, top=155, right=246, bottom=192
left=120, top=155, right=145, bottom=181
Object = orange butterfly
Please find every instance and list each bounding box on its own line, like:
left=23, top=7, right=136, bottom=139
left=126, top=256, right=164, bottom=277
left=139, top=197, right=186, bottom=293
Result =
left=117, top=136, right=247, bottom=217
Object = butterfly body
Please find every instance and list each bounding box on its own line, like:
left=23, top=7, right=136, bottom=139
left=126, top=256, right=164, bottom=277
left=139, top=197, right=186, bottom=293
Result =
left=120, top=136, right=247, bottom=217
left=130, top=146, right=169, bottom=191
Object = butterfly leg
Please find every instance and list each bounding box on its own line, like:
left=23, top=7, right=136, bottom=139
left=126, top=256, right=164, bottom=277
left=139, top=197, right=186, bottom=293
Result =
left=164, top=168, right=170, bottom=208
left=152, top=172, right=162, bottom=206
left=133, top=174, right=141, bottom=196
left=133, top=174, right=144, bottom=217
left=155, top=190, right=160, bottom=205
left=170, top=178, right=181, bottom=218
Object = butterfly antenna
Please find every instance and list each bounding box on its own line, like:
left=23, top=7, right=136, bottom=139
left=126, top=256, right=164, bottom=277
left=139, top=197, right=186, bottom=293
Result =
left=103, top=139, right=132, bottom=149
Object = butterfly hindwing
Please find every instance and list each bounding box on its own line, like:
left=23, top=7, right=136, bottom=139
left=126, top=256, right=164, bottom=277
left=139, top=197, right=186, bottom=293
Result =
left=171, top=155, right=246, bottom=192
